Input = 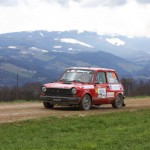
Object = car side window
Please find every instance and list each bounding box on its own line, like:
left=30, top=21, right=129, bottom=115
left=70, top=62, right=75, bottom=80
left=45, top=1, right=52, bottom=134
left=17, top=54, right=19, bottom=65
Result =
left=107, top=72, right=119, bottom=84
left=96, top=72, right=106, bottom=84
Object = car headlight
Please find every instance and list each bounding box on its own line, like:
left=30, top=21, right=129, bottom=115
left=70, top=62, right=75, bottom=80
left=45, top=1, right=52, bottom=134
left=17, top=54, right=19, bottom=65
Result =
left=71, top=88, right=77, bottom=94
left=42, top=86, right=47, bottom=92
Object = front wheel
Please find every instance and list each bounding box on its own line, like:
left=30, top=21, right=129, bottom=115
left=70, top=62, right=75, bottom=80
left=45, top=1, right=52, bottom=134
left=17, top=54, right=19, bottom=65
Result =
left=112, top=94, right=124, bottom=108
left=43, top=102, right=54, bottom=109
left=79, top=94, right=91, bottom=110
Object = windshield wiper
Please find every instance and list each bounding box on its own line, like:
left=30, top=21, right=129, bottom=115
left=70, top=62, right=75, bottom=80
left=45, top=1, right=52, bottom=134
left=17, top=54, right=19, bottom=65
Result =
left=69, top=80, right=85, bottom=84
left=59, top=79, right=68, bottom=82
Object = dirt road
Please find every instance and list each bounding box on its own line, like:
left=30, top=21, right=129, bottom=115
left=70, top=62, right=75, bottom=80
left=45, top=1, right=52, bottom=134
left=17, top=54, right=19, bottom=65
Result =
left=0, top=97, right=150, bottom=124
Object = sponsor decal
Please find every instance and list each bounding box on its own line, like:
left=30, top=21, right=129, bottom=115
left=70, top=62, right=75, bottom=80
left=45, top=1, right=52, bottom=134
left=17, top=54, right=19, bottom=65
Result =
left=95, top=88, right=98, bottom=93
left=98, top=88, right=106, bottom=98
left=107, top=92, right=114, bottom=98
left=83, top=85, right=94, bottom=89
left=109, top=84, right=121, bottom=90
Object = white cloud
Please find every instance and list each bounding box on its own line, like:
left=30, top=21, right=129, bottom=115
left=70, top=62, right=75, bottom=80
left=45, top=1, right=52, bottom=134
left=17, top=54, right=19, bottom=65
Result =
left=0, top=0, right=150, bottom=37
left=136, top=0, right=150, bottom=4
left=76, top=0, right=127, bottom=8
left=0, top=0, right=18, bottom=7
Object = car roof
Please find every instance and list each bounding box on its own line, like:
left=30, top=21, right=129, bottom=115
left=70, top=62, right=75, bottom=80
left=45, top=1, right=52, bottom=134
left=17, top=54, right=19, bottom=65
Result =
left=68, top=67, right=115, bottom=72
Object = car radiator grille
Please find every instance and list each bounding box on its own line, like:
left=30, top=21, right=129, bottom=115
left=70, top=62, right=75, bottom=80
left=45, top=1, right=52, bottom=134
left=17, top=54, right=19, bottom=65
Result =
left=45, top=88, right=73, bottom=97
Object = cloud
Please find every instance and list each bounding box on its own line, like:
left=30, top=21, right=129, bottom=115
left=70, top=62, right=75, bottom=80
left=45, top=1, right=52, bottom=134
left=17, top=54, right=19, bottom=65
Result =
left=136, top=0, right=150, bottom=4
left=43, top=0, right=127, bottom=8
left=1, top=0, right=149, bottom=8
left=0, top=0, right=18, bottom=7
left=0, top=0, right=129, bottom=8
left=0, top=0, right=150, bottom=36
left=43, top=0, right=70, bottom=7
left=79, top=0, right=127, bottom=8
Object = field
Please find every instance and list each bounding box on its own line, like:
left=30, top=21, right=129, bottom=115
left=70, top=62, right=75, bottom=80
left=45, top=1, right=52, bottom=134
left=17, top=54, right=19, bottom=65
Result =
left=0, top=97, right=150, bottom=150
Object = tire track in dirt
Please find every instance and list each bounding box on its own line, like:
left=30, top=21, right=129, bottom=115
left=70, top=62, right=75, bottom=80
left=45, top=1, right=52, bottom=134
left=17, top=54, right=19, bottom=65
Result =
left=0, top=98, right=150, bottom=123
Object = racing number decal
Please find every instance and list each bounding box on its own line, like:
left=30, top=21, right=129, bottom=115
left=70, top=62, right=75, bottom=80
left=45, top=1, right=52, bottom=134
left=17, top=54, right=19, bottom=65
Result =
left=97, top=88, right=106, bottom=98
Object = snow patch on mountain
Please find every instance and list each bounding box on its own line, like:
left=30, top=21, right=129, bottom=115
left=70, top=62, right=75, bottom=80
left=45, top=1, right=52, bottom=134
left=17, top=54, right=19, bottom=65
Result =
left=8, top=46, right=17, bottom=49
left=106, top=38, right=125, bottom=46
left=39, top=32, right=44, bottom=37
left=29, top=47, right=48, bottom=53
left=60, top=38, right=94, bottom=48
left=53, top=46, right=62, bottom=49
left=68, top=48, right=73, bottom=51
left=52, top=50, right=63, bottom=53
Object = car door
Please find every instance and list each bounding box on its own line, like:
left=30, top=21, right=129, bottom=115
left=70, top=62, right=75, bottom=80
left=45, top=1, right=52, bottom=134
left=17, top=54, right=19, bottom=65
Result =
left=106, top=71, right=121, bottom=101
left=93, top=71, right=111, bottom=104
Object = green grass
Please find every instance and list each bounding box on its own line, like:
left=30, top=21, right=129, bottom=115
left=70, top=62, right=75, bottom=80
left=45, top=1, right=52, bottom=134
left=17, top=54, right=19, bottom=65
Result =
left=0, top=109, right=150, bottom=150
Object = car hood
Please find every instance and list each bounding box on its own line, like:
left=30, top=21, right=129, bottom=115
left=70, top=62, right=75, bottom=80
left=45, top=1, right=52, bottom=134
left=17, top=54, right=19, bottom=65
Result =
left=44, top=82, right=94, bottom=90
left=44, top=82, right=82, bottom=89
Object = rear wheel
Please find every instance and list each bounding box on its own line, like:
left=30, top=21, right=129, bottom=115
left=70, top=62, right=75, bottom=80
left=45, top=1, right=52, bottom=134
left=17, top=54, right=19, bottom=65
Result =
left=79, top=94, right=91, bottom=110
left=43, top=102, right=54, bottom=109
left=112, top=94, right=124, bottom=108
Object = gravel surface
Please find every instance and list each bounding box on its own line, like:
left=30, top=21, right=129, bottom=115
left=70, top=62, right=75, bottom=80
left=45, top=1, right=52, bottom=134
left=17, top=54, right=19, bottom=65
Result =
left=0, top=98, right=150, bottom=123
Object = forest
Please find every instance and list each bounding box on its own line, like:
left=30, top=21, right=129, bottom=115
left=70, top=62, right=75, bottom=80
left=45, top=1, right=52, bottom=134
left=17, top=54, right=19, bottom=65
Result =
left=0, top=82, right=41, bottom=101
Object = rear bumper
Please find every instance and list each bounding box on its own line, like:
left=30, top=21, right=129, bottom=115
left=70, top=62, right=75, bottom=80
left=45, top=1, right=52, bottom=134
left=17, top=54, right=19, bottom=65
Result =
left=40, top=96, right=80, bottom=105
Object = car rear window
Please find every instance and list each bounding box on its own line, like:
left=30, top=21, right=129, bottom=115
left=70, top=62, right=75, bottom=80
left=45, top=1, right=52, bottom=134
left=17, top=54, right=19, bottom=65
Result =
left=107, top=72, right=119, bottom=84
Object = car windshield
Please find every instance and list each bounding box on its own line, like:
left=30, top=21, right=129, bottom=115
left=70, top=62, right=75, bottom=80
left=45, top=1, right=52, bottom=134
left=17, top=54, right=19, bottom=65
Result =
left=60, top=69, right=94, bottom=83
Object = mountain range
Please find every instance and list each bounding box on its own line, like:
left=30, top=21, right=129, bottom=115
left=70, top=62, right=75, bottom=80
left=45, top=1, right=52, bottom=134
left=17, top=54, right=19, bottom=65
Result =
left=0, top=30, right=150, bottom=86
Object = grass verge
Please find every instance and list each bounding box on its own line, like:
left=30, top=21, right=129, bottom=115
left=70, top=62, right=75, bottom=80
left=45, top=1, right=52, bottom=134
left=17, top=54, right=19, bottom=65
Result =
left=0, top=109, right=150, bottom=150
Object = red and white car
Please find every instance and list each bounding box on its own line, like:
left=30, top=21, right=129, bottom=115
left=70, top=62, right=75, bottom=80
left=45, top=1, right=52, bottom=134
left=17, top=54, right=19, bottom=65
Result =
left=40, top=67, right=125, bottom=110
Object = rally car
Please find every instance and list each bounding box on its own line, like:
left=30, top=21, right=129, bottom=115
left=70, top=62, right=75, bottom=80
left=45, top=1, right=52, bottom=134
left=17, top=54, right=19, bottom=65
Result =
left=40, top=67, right=125, bottom=110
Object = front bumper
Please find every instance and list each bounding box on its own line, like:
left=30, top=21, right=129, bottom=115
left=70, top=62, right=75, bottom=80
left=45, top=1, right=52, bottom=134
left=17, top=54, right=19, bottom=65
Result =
left=40, top=96, right=80, bottom=105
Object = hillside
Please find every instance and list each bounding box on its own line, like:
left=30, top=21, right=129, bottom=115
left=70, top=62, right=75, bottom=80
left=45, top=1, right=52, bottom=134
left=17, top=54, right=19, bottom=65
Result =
left=0, top=30, right=149, bottom=86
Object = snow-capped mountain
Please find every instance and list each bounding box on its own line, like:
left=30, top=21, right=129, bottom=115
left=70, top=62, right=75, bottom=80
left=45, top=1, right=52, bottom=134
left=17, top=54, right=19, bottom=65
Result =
left=0, top=30, right=149, bottom=86
left=1, top=30, right=150, bottom=58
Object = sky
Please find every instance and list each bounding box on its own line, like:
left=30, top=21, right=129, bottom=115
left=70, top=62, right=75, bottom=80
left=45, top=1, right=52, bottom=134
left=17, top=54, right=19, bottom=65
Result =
left=0, top=0, right=150, bottom=37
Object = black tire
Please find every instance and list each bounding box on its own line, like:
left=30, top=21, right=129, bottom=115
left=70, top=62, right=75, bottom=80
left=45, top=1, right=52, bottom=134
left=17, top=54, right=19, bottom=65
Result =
left=43, top=102, right=54, bottom=109
left=79, top=94, right=91, bottom=110
left=112, top=94, right=124, bottom=108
